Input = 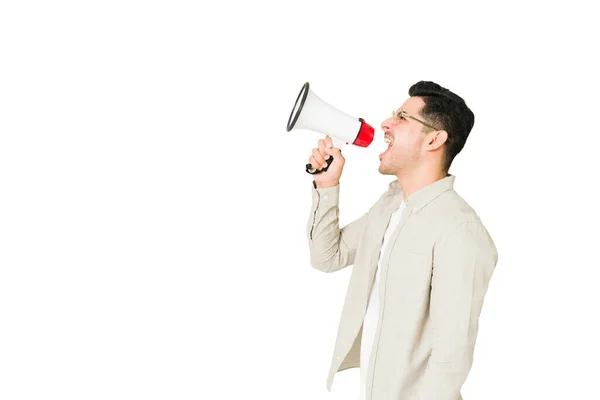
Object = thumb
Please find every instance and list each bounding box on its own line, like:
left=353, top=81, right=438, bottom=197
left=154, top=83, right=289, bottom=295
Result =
left=325, top=146, right=342, bottom=157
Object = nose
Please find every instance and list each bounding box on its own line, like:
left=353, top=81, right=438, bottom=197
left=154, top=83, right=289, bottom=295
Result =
left=381, top=117, right=393, bottom=132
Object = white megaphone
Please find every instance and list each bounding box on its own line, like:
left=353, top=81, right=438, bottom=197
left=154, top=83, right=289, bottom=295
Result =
left=286, top=82, right=375, bottom=174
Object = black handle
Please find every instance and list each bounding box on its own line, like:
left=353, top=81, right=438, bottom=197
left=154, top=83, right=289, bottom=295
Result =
left=306, top=156, right=334, bottom=174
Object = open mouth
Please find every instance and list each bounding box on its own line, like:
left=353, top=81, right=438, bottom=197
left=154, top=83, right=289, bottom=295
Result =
left=379, top=137, right=393, bottom=160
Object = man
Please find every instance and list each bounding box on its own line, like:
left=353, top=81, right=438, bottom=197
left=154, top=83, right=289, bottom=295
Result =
left=306, top=81, right=498, bottom=400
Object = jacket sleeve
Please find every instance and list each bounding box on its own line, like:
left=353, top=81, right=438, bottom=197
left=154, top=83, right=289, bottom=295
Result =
left=307, top=181, right=377, bottom=273
left=414, top=220, right=498, bottom=400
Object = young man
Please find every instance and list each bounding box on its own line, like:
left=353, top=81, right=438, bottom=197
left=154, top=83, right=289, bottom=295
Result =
left=306, top=81, right=498, bottom=400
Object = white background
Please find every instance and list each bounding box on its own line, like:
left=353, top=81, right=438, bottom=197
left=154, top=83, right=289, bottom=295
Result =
left=1, top=1, right=599, bottom=399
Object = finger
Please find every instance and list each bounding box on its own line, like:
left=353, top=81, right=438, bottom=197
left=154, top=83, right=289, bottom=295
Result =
left=324, top=136, right=333, bottom=149
left=309, top=155, right=327, bottom=170
left=312, top=148, right=326, bottom=167
left=319, top=138, right=332, bottom=160
left=325, top=146, right=342, bottom=158
left=317, top=139, right=328, bottom=160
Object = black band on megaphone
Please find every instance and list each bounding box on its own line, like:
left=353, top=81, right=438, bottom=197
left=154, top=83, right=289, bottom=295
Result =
left=287, top=82, right=310, bottom=132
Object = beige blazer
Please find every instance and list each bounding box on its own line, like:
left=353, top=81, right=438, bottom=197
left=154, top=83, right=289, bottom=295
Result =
left=307, top=175, right=498, bottom=400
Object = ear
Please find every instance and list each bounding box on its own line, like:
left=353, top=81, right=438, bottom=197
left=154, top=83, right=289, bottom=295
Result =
left=427, top=130, right=447, bottom=151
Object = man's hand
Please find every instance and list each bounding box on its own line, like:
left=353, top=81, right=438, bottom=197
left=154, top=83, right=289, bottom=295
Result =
left=308, top=136, right=345, bottom=188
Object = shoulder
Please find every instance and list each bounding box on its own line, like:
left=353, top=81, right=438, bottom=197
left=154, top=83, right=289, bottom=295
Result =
left=423, top=190, right=496, bottom=250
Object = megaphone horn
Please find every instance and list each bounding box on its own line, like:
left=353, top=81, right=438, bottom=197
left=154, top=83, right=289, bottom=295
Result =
left=286, top=82, right=375, bottom=174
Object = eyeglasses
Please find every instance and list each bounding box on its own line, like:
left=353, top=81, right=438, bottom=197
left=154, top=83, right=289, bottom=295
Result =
left=392, top=108, right=441, bottom=131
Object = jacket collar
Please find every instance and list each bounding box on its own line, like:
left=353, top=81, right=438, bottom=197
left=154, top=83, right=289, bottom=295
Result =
left=386, top=174, right=455, bottom=213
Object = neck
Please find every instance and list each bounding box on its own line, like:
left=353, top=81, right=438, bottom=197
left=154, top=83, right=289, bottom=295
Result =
left=396, top=168, right=448, bottom=201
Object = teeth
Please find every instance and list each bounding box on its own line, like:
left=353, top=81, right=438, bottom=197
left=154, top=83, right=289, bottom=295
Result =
left=384, top=137, right=392, bottom=146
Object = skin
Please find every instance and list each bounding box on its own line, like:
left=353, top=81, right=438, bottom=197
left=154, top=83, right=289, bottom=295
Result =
left=310, top=96, right=449, bottom=201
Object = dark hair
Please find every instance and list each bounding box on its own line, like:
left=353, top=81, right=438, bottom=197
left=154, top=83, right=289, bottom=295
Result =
left=408, top=81, right=475, bottom=172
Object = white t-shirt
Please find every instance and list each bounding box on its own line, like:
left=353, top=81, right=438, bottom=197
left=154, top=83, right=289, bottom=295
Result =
left=359, top=201, right=406, bottom=400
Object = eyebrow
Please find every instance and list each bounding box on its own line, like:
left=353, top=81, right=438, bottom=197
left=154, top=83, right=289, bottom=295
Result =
left=400, top=108, right=417, bottom=116
left=399, top=108, right=440, bottom=131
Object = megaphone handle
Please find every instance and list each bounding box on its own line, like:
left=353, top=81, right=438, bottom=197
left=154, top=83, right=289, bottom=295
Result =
left=305, top=139, right=345, bottom=174
left=306, top=156, right=335, bottom=174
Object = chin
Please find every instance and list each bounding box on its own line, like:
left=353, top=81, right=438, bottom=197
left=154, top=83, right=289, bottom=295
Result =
left=378, top=165, right=391, bottom=175
left=380, top=161, right=400, bottom=175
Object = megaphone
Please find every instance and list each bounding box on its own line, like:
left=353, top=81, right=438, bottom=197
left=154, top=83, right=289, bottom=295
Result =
left=286, top=82, right=375, bottom=174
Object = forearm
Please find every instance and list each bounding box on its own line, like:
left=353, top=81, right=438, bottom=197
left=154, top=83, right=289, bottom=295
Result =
left=307, top=182, right=367, bottom=273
